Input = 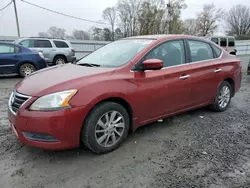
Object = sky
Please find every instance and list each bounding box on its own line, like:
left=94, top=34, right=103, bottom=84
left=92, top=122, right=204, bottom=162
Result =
left=0, top=0, right=249, bottom=37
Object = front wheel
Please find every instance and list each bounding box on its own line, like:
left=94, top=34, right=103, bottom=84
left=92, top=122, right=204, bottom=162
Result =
left=81, top=102, right=130, bottom=154
left=210, top=81, right=232, bottom=112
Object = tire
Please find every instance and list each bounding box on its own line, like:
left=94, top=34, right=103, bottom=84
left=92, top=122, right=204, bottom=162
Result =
left=210, top=81, right=232, bottom=112
left=54, top=56, right=67, bottom=65
left=19, top=63, right=36, bottom=77
left=81, top=102, right=130, bottom=154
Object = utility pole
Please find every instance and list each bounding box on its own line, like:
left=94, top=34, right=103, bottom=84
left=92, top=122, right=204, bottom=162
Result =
left=13, top=0, right=20, bottom=37
left=167, top=0, right=172, bottom=34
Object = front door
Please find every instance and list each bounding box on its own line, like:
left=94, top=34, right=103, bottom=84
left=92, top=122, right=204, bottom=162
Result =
left=0, top=44, right=21, bottom=74
left=134, top=39, right=192, bottom=123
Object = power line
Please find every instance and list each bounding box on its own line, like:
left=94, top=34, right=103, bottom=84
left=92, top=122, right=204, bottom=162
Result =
left=0, top=0, right=12, bottom=12
left=0, top=1, right=11, bottom=21
left=20, top=0, right=109, bottom=25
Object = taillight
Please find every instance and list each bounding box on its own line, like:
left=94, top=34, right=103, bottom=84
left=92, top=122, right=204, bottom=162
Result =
left=39, top=52, right=45, bottom=59
left=71, top=48, right=75, bottom=53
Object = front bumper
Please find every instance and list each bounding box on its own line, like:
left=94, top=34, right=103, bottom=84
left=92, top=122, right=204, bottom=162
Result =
left=8, top=103, right=88, bottom=150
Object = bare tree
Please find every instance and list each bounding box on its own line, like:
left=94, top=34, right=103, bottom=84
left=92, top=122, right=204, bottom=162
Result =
left=103, top=7, right=117, bottom=40
left=226, top=5, right=250, bottom=36
left=183, top=18, right=199, bottom=35
left=117, top=0, right=142, bottom=37
left=47, top=26, right=66, bottom=39
left=164, top=0, right=187, bottom=34
left=196, top=4, right=224, bottom=36
left=38, top=32, right=49, bottom=37
left=137, top=1, right=165, bottom=35
left=72, top=30, right=90, bottom=40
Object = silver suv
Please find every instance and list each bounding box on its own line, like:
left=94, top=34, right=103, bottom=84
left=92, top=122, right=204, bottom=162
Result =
left=14, top=37, right=76, bottom=65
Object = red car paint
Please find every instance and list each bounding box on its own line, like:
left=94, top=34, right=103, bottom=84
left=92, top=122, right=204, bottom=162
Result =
left=8, top=35, right=242, bottom=150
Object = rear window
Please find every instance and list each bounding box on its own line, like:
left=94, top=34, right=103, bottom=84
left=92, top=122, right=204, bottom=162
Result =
left=220, top=38, right=227, bottom=47
left=34, top=40, right=52, bottom=48
left=53, top=41, right=69, bottom=48
left=228, top=38, right=235, bottom=47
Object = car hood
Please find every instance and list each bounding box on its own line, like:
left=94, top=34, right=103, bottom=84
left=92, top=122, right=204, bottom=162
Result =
left=15, top=64, right=115, bottom=96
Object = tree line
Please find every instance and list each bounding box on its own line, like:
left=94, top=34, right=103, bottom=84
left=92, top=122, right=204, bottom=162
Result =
left=38, top=0, right=250, bottom=41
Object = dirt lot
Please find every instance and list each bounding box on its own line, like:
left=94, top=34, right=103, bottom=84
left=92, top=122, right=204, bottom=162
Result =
left=0, top=56, right=250, bottom=188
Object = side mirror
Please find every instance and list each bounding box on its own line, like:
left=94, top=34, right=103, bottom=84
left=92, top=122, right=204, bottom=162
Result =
left=229, top=51, right=236, bottom=55
left=229, top=49, right=237, bottom=56
left=142, top=59, right=163, bottom=71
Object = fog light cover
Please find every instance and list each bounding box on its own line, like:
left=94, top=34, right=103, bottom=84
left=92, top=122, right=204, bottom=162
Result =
left=23, top=132, right=59, bottom=142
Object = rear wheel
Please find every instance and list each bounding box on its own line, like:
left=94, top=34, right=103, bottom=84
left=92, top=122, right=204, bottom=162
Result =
left=81, top=102, right=130, bottom=154
left=19, top=63, right=36, bottom=77
left=211, top=81, right=232, bottom=112
left=54, top=56, right=66, bottom=65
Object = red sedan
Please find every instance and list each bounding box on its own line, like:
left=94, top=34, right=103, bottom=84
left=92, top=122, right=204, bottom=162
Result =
left=8, top=35, right=242, bottom=154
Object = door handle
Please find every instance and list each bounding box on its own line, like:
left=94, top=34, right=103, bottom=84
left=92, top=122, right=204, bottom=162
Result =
left=214, top=68, right=222, bottom=73
left=179, top=75, right=191, bottom=80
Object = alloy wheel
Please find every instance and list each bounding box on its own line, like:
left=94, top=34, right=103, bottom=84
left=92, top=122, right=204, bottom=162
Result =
left=218, top=86, right=231, bottom=108
left=95, top=111, right=125, bottom=148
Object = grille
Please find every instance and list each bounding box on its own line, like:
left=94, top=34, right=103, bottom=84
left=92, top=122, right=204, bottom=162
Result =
left=9, top=91, right=30, bottom=114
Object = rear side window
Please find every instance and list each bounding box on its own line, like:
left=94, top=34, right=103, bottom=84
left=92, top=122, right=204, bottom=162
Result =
left=188, top=40, right=214, bottom=62
left=220, top=38, right=227, bottom=47
left=19, top=39, right=34, bottom=48
left=34, top=40, right=52, bottom=48
left=212, top=45, right=222, bottom=58
left=53, top=41, right=69, bottom=48
left=228, top=38, right=235, bottom=47
left=0, top=44, right=15, bottom=53
left=211, top=38, right=219, bottom=44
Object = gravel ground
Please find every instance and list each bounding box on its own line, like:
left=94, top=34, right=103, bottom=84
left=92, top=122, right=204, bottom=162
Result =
left=0, top=56, right=250, bottom=188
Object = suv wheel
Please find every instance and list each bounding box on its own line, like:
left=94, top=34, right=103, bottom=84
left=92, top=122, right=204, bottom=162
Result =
left=19, top=63, right=36, bottom=77
left=54, top=56, right=66, bottom=65
left=211, top=81, right=232, bottom=112
left=81, top=102, right=130, bottom=154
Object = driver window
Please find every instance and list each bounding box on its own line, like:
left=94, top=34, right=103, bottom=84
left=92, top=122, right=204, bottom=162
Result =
left=145, top=40, right=185, bottom=67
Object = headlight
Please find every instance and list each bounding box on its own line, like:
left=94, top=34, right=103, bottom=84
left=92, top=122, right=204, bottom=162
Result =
left=29, top=89, right=77, bottom=111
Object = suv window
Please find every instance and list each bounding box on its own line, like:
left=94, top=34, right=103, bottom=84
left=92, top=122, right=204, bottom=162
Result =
left=188, top=40, right=214, bottom=62
left=145, top=40, right=185, bottom=67
left=220, top=38, right=227, bottom=47
left=34, top=40, right=52, bottom=48
left=19, top=39, right=35, bottom=48
left=228, top=38, right=235, bottom=47
left=0, top=44, right=15, bottom=53
left=53, top=40, right=69, bottom=48
left=211, top=38, right=219, bottom=44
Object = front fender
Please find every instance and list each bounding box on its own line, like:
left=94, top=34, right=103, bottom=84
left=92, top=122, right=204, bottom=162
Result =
left=69, top=79, right=137, bottom=114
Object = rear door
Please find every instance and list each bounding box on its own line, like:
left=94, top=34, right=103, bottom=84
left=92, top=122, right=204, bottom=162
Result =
left=0, top=44, right=21, bottom=74
left=186, top=39, right=223, bottom=106
left=34, top=40, right=53, bottom=62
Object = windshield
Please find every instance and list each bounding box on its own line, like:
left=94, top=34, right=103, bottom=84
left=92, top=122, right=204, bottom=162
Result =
left=76, top=39, right=155, bottom=67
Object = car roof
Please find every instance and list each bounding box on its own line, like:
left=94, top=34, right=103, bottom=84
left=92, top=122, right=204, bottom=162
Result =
left=125, top=34, right=207, bottom=41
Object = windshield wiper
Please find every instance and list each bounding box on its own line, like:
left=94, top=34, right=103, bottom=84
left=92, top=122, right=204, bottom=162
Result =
left=77, top=63, right=100, bottom=67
